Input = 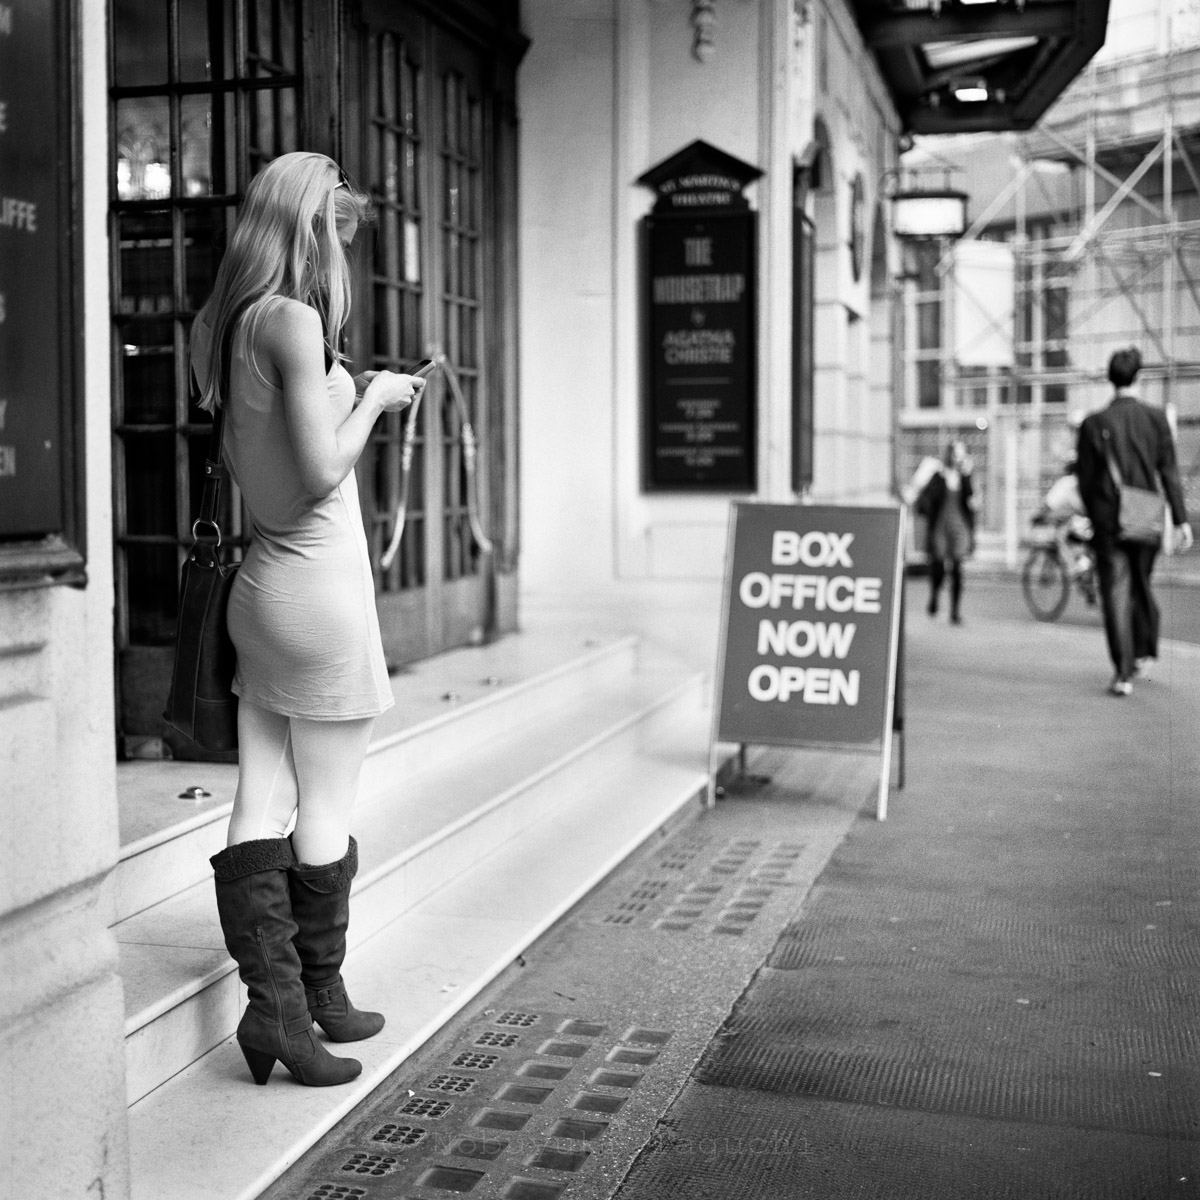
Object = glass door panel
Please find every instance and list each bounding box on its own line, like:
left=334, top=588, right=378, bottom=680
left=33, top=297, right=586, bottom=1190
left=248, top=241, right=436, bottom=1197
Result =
left=347, top=5, right=501, bottom=666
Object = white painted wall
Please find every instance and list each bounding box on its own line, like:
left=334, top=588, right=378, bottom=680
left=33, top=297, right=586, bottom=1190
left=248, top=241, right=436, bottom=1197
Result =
left=0, top=3, right=128, bottom=1195
left=518, top=1, right=619, bottom=589
left=519, top=0, right=900, bottom=599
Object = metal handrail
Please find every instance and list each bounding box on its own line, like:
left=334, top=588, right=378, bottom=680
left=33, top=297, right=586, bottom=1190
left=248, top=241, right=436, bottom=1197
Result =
left=379, top=351, right=494, bottom=573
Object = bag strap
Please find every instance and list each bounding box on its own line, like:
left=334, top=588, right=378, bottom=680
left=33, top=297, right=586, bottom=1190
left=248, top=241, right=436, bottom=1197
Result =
left=1100, top=427, right=1125, bottom=494
left=193, top=309, right=243, bottom=544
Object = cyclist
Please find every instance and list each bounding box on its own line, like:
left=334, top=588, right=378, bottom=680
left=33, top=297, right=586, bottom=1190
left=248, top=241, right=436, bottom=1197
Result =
left=1039, top=461, right=1093, bottom=580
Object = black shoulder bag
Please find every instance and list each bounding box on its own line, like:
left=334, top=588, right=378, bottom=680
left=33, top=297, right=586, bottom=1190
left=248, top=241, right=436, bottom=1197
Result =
left=162, top=319, right=242, bottom=751
left=1102, top=427, right=1164, bottom=546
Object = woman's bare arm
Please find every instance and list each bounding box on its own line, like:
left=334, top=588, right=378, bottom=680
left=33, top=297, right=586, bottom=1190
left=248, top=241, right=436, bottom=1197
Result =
left=260, top=300, right=421, bottom=497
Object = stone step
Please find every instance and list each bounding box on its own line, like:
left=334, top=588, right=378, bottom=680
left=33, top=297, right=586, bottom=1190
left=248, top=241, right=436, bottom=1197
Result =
left=114, top=633, right=641, bottom=924
left=126, top=710, right=713, bottom=1200
left=118, top=659, right=707, bottom=1106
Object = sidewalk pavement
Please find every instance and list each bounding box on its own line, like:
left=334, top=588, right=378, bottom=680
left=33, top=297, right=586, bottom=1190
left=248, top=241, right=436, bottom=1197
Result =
left=613, top=587, right=1200, bottom=1199
left=267, top=592, right=1198, bottom=1200
left=969, top=545, right=1200, bottom=588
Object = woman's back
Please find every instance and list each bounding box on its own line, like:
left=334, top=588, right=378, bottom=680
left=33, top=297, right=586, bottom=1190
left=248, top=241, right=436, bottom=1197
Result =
left=189, top=299, right=391, bottom=720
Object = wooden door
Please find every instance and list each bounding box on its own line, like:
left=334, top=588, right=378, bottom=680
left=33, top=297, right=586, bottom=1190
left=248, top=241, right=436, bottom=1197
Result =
left=345, top=2, right=517, bottom=667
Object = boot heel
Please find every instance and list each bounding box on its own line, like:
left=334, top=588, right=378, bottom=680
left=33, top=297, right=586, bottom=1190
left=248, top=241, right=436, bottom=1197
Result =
left=240, top=1043, right=276, bottom=1085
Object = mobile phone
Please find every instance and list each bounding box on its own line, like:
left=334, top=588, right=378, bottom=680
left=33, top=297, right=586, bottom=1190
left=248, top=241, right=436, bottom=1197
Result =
left=411, top=359, right=437, bottom=379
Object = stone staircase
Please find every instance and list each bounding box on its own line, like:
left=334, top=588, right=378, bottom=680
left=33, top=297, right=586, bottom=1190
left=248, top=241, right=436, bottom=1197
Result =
left=114, top=629, right=716, bottom=1200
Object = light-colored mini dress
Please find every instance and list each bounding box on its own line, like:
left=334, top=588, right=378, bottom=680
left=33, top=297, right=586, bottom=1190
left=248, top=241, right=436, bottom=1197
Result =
left=192, top=301, right=394, bottom=721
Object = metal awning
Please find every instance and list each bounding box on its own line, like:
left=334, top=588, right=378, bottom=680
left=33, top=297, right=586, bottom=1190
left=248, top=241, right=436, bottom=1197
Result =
left=850, top=0, right=1111, bottom=134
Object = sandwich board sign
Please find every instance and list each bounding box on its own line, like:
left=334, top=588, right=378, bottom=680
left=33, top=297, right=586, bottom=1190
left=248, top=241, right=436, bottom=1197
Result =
left=711, top=502, right=907, bottom=819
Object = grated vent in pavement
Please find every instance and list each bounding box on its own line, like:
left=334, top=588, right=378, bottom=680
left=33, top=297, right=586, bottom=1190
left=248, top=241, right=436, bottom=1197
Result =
left=259, top=749, right=875, bottom=1200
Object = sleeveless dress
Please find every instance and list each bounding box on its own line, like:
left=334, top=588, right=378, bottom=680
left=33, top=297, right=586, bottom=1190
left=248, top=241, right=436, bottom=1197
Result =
left=192, top=303, right=394, bottom=721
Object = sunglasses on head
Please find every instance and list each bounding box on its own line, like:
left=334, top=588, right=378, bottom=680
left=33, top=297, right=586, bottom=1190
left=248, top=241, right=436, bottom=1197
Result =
left=333, top=165, right=350, bottom=191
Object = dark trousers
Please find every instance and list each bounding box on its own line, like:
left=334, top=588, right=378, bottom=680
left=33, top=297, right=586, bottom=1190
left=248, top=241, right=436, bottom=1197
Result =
left=1094, top=540, right=1160, bottom=680
left=928, top=558, right=963, bottom=618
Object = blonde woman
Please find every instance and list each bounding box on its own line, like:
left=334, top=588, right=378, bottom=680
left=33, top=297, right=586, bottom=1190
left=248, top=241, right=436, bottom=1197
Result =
left=191, top=152, right=425, bottom=1087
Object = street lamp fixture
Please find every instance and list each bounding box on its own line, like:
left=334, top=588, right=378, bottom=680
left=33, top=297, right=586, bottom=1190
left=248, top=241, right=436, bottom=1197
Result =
left=951, top=78, right=989, bottom=102
left=890, top=187, right=968, bottom=238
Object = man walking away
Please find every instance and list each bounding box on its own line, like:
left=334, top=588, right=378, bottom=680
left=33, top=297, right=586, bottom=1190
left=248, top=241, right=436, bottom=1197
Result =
left=1076, top=347, right=1192, bottom=696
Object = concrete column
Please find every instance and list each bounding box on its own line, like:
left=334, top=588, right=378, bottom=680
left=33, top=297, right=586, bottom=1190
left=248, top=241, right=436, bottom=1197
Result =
left=0, top=1, right=128, bottom=1193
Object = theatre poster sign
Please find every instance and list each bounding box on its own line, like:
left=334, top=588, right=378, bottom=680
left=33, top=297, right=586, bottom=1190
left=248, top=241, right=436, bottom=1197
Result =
left=638, top=141, right=762, bottom=492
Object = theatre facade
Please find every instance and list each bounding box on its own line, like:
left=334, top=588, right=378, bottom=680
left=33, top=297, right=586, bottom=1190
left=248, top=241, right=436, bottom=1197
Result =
left=0, top=0, right=1104, bottom=1194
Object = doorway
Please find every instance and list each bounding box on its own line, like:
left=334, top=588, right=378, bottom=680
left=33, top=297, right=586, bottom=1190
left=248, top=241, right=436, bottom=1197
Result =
left=108, top=0, right=523, bottom=756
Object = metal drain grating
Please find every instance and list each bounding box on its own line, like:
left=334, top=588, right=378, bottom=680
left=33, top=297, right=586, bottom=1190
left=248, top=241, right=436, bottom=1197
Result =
left=304, top=1187, right=367, bottom=1200
left=370, top=1123, right=428, bottom=1146
left=476, top=1030, right=521, bottom=1047
left=600, top=840, right=797, bottom=931
left=493, top=1010, right=540, bottom=1027
left=426, top=1074, right=478, bottom=1094
left=397, top=1096, right=452, bottom=1118
left=340, top=1151, right=401, bottom=1176
left=451, top=1051, right=501, bottom=1070
left=271, top=1010, right=676, bottom=1198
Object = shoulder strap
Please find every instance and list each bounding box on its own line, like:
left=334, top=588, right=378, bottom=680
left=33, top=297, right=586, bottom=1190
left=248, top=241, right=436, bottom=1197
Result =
left=1100, top=427, right=1125, bottom=493
left=194, top=309, right=243, bottom=536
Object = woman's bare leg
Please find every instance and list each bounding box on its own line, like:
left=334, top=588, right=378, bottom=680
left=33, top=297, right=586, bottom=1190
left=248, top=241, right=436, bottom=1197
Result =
left=226, top=699, right=299, bottom=847
left=288, top=716, right=376, bottom=865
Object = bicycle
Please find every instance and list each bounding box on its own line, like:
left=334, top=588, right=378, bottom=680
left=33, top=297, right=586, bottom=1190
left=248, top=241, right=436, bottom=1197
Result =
left=1021, top=513, right=1098, bottom=621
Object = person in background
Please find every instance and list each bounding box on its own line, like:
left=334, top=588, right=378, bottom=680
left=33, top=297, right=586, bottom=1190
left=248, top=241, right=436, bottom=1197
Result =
left=917, top=440, right=976, bottom=625
left=1041, top=458, right=1093, bottom=578
left=190, top=152, right=427, bottom=1086
left=1076, top=346, right=1192, bottom=696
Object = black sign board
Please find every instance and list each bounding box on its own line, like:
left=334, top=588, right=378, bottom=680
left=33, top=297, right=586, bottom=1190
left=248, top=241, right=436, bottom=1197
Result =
left=711, top=503, right=907, bottom=819
left=0, top=0, right=70, bottom=541
left=639, top=142, right=762, bottom=492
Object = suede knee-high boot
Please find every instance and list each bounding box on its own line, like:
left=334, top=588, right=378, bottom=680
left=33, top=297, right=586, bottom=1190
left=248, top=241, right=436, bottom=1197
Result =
left=287, top=836, right=385, bottom=1042
left=210, top=838, right=362, bottom=1086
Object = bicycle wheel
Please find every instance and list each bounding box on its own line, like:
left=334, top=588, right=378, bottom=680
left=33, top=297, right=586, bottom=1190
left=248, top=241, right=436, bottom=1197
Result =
left=1022, top=546, right=1071, bottom=621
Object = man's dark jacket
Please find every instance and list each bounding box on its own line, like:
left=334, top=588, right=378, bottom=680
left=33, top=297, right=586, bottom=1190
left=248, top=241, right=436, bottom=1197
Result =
left=1076, top=393, right=1187, bottom=548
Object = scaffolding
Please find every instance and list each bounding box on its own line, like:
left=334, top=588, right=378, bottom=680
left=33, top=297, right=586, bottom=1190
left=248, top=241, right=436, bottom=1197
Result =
left=897, top=45, right=1200, bottom=562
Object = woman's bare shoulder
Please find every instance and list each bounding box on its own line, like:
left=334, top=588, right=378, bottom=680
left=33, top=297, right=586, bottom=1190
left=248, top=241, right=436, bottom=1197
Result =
left=256, top=298, right=323, bottom=363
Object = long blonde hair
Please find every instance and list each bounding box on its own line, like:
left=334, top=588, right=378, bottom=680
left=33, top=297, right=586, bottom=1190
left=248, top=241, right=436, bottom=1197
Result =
left=193, top=151, right=372, bottom=411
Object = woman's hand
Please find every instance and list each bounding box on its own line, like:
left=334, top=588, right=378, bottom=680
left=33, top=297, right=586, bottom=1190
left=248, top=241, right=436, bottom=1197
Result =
left=363, top=370, right=426, bottom=413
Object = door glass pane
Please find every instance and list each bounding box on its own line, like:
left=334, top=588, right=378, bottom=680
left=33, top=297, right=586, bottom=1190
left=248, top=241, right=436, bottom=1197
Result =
left=366, top=28, right=426, bottom=595
left=113, top=0, right=168, bottom=87
left=125, top=545, right=179, bottom=645
left=115, top=97, right=172, bottom=201
left=181, top=95, right=216, bottom=196
left=124, top=432, right=177, bottom=536
left=117, top=210, right=173, bottom=315
left=179, top=0, right=228, bottom=81
left=120, top=320, right=176, bottom=425
left=185, top=209, right=226, bottom=313
left=440, top=70, right=482, bottom=583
